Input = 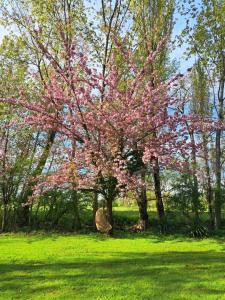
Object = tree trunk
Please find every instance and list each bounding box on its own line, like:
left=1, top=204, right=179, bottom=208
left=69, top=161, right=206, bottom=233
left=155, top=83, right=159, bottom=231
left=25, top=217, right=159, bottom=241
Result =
left=152, top=157, right=166, bottom=232
left=19, top=206, right=30, bottom=227
left=135, top=168, right=149, bottom=229
left=214, top=75, right=224, bottom=229
left=206, top=180, right=214, bottom=228
left=1, top=203, right=7, bottom=232
left=33, top=200, right=41, bottom=229
left=189, top=130, right=200, bottom=221
left=214, top=127, right=222, bottom=229
left=192, top=175, right=200, bottom=221
left=202, top=134, right=214, bottom=228
left=92, top=190, right=98, bottom=230
left=72, top=189, right=81, bottom=230
left=106, top=196, right=113, bottom=235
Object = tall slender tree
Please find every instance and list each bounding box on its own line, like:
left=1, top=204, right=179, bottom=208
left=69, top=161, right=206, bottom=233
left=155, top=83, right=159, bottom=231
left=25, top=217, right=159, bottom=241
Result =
left=191, top=62, right=214, bottom=227
left=181, top=0, right=225, bottom=228
left=129, top=0, right=174, bottom=231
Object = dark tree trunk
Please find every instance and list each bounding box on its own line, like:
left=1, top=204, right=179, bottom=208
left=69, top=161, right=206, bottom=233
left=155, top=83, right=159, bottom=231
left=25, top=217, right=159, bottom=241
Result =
left=92, top=190, right=98, bottom=230
left=135, top=168, right=149, bottom=229
left=106, top=196, right=113, bottom=235
left=19, top=206, right=30, bottom=227
left=136, top=192, right=149, bottom=229
left=152, top=157, right=166, bottom=232
left=192, top=175, right=200, bottom=221
left=72, top=189, right=81, bottom=230
left=206, top=182, right=214, bottom=228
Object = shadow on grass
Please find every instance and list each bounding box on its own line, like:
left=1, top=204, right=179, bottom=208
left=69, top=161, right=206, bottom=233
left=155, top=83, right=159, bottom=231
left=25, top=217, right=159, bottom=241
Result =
left=0, top=251, right=225, bottom=299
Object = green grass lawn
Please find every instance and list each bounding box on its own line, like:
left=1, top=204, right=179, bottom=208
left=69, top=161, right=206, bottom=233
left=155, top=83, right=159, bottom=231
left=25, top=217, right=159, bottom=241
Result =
left=0, top=233, right=225, bottom=299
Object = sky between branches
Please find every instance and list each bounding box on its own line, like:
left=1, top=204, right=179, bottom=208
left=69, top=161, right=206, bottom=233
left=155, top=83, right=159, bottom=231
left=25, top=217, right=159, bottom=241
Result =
left=0, top=2, right=195, bottom=73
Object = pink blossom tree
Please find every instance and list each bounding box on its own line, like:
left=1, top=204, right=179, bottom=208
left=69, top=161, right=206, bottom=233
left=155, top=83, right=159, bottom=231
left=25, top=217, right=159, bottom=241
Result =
left=1, top=30, right=221, bottom=232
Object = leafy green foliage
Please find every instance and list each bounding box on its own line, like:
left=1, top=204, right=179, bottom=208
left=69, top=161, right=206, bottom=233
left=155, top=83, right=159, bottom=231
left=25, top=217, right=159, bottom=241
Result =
left=186, top=222, right=209, bottom=238
left=166, top=173, right=205, bottom=217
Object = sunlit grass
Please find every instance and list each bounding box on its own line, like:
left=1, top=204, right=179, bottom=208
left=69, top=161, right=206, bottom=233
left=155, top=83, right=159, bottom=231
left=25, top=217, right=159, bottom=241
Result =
left=0, top=232, right=225, bottom=299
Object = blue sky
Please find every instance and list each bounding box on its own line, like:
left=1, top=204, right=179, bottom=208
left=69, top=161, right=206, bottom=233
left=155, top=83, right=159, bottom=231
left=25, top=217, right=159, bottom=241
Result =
left=0, top=26, right=7, bottom=41
left=170, top=11, right=196, bottom=73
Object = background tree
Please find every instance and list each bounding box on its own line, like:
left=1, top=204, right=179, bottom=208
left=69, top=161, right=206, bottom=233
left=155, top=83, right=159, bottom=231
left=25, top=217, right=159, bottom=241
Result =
left=180, top=0, right=225, bottom=229
left=190, top=61, right=214, bottom=227
left=128, top=0, right=175, bottom=231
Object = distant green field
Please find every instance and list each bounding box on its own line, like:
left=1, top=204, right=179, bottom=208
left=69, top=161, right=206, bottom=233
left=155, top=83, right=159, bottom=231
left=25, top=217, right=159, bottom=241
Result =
left=0, top=233, right=225, bottom=299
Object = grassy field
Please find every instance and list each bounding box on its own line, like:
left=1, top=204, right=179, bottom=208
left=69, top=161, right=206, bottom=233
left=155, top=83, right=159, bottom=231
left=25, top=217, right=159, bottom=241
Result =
left=0, top=232, right=225, bottom=300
